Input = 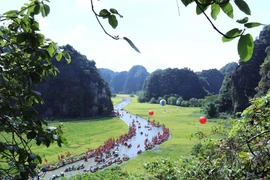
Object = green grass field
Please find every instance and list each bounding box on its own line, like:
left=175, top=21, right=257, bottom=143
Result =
left=32, top=117, right=128, bottom=164
left=118, top=95, right=216, bottom=173
left=31, top=96, right=127, bottom=164
left=9, top=95, right=218, bottom=173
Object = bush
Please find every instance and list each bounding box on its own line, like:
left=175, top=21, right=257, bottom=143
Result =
left=149, top=97, right=157, bottom=104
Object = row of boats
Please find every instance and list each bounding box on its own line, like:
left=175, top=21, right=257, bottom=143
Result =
left=39, top=107, right=170, bottom=176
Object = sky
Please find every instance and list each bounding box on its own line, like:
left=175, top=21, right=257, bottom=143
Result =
left=1, top=0, right=270, bottom=73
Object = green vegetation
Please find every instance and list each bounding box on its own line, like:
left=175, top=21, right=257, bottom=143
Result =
left=66, top=93, right=270, bottom=179
left=1, top=0, right=269, bottom=179
left=29, top=96, right=125, bottom=164
left=116, top=95, right=216, bottom=173
left=36, top=44, right=113, bottom=119
left=32, top=117, right=128, bottom=165
left=111, top=96, right=123, bottom=105
left=0, top=1, right=71, bottom=178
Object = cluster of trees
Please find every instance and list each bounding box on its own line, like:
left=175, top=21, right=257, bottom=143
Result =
left=100, top=66, right=229, bottom=103
left=138, top=67, right=230, bottom=103
left=148, top=94, right=202, bottom=107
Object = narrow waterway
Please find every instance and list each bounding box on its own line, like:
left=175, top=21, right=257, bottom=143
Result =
left=42, top=98, right=168, bottom=179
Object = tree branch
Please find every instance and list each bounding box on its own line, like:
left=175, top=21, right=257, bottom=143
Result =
left=247, top=130, right=270, bottom=143
left=194, top=0, right=245, bottom=39
left=90, top=0, right=119, bottom=40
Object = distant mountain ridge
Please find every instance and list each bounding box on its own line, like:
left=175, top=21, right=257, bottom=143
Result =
left=98, top=62, right=236, bottom=100
left=99, top=65, right=149, bottom=94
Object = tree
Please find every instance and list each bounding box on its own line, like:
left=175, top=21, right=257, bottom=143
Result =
left=256, top=46, right=270, bottom=97
left=167, top=96, right=177, bottom=105
left=0, top=1, right=70, bottom=179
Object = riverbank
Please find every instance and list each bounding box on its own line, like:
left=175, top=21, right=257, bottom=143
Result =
left=42, top=98, right=170, bottom=179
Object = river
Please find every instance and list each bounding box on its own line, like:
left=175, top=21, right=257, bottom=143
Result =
left=42, top=98, right=169, bottom=180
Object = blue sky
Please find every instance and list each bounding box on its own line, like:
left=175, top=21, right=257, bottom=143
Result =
left=1, top=0, right=269, bottom=73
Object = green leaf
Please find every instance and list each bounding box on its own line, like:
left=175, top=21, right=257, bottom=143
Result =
left=244, top=22, right=263, bottom=28
left=27, top=5, right=35, bottom=16
left=47, top=43, right=56, bottom=57
left=55, top=53, right=63, bottom=61
left=99, top=9, right=110, bottom=18
left=41, top=4, right=50, bottom=17
left=239, top=151, right=250, bottom=161
left=110, top=8, right=123, bottom=18
left=220, top=2, right=234, bottom=18
left=33, top=3, right=41, bottom=15
left=123, top=37, right=141, bottom=53
left=3, top=10, right=18, bottom=17
left=16, top=33, right=27, bottom=44
left=108, top=15, right=118, bottom=29
left=222, top=28, right=242, bottom=42
left=31, top=20, right=40, bottom=31
left=110, top=8, right=118, bottom=14
left=62, top=51, right=71, bottom=64
left=234, top=0, right=251, bottom=15
left=211, top=4, right=220, bottom=20
left=196, top=4, right=209, bottom=15
left=181, top=0, right=194, bottom=6
left=27, top=131, right=37, bottom=140
left=236, top=17, right=249, bottom=24
left=238, top=34, right=254, bottom=62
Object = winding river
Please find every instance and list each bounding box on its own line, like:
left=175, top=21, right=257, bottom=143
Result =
left=42, top=98, right=169, bottom=179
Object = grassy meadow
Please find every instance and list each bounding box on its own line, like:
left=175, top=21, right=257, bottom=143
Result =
left=118, top=95, right=217, bottom=173
left=31, top=96, right=126, bottom=164
left=18, top=94, right=218, bottom=173
left=32, top=117, right=128, bottom=164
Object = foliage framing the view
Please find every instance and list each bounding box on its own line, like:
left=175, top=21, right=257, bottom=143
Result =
left=184, top=0, right=263, bottom=62
left=0, top=0, right=70, bottom=179
left=92, top=0, right=263, bottom=61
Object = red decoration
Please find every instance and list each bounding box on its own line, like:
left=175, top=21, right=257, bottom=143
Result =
left=148, top=110, right=154, bottom=116
left=199, top=116, right=207, bottom=124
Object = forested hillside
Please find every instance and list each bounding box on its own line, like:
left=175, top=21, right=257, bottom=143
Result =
left=124, top=65, right=149, bottom=93
left=197, top=69, right=224, bottom=94
left=219, top=24, right=270, bottom=114
left=36, top=45, right=113, bottom=118
left=100, top=66, right=227, bottom=102
left=142, top=68, right=207, bottom=101
left=219, top=62, right=238, bottom=75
